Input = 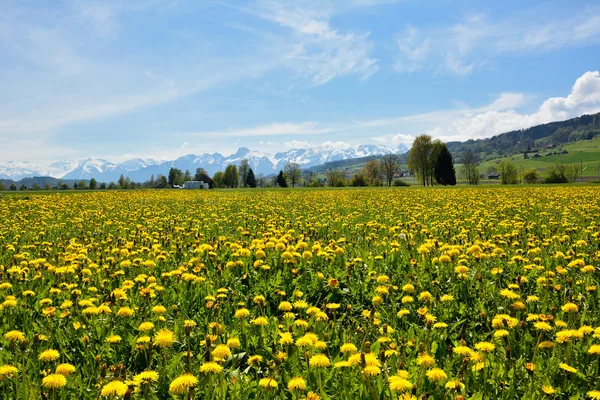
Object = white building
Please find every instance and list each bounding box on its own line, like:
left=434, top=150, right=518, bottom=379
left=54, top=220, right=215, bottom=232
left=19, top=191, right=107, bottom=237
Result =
left=183, top=181, right=210, bottom=189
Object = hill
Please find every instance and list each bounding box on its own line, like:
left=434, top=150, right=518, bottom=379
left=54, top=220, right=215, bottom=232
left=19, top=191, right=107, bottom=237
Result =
left=448, top=112, right=600, bottom=161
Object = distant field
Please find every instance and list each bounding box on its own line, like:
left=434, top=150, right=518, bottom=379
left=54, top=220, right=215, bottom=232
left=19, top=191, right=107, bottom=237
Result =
left=478, top=136, right=600, bottom=178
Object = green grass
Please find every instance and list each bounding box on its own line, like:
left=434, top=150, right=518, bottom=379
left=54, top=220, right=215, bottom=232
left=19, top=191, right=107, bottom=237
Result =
left=478, top=136, right=600, bottom=177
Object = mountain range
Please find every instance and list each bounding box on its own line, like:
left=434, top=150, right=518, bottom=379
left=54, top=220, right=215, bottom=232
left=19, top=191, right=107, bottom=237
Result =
left=0, top=143, right=408, bottom=182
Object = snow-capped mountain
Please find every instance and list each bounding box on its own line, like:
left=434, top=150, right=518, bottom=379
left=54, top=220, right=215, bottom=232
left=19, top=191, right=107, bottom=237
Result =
left=0, top=143, right=408, bottom=182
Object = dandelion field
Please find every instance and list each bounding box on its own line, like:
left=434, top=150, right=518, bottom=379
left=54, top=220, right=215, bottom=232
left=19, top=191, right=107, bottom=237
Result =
left=1, top=187, right=600, bottom=399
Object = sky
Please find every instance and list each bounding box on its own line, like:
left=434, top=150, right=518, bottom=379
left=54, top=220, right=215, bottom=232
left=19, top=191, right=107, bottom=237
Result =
left=1, top=0, right=600, bottom=165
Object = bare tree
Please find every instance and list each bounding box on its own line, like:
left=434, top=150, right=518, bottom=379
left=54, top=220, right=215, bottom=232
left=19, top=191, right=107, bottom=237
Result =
left=461, top=149, right=480, bottom=185
left=380, top=154, right=400, bottom=187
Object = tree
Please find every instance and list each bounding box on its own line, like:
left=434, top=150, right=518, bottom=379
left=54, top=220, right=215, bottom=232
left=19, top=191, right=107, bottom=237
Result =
left=408, top=135, right=433, bottom=186
left=118, top=174, right=127, bottom=189
left=224, top=165, right=239, bottom=188
left=543, top=163, right=578, bottom=183
left=168, top=168, right=184, bottom=187
left=364, top=159, right=381, bottom=185
left=20, top=184, right=27, bottom=191
left=461, top=149, right=480, bottom=185
left=183, top=170, right=192, bottom=182
left=522, top=169, right=540, bottom=184
left=256, top=173, right=266, bottom=188
left=212, top=172, right=225, bottom=188
left=326, top=170, right=345, bottom=187
left=99, top=182, right=107, bottom=190
left=32, top=183, right=41, bottom=190
left=246, top=168, right=257, bottom=188
left=380, top=154, right=400, bottom=187
left=194, top=168, right=208, bottom=181
left=77, top=180, right=87, bottom=190
left=284, top=162, right=301, bottom=187
left=351, top=172, right=367, bottom=187
left=276, top=170, right=288, bottom=187
left=9, top=183, right=17, bottom=191
left=108, top=182, right=118, bottom=190
left=44, top=183, right=51, bottom=190
left=238, top=159, right=250, bottom=188
left=498, top=160, right=518, bottom=184
left=433, top=145, right=456, bottom=185
left=0, top=182, right=5, bottom=191
left=89, top=178, right=98, bottom=190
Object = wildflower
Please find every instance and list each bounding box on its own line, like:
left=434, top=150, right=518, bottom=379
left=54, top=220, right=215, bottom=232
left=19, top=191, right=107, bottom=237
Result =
left=105, top=335, right=122, bottom=344
left=589, top=345, right=600, bottom=355
left=559, top=363, right=577, bottom=373
left=288, top=377, right=307, bottom=391
left=132, top=370, right=159, bottom=386
left=4, top=330, right=26, bottom=342
left=562, top=303, right=579, bottom=313
left=169, top=374, right=198, bottom=395
left=0, top=365, right=18, bottom=380
left=235, top=308, right=250, bottom=319
left=542, top=386, right=556, bottom=394
left=475, top=342, right=495, bottom=353
left=534, top=322, right=552, bottom=331
left=100, top=381, right=128, bottom=396
left=417, top=353, right=435, bottom=367
left=340, top=343, right=358, bottom=353
left=200, top=362, right=223, bottom=374
left=445, top=380, right=465, bottom=390
left=389, top=376, right=413, bottom=392
left=212, top=344, right=232, bottom=360
left=259, top=377, right=278, bottom=388
left=39, top=349, right=60, bottom=362
left=309, top=354, right=330, bottom=368
left=363, top=365, right=381, bottom=375
left=138, top=322, right=154, bottom=332
left=426, top=368, right=447, bottom=382
left=154, top=329, right=175, bottom=348
left=251, top=317, right=269, bottom=326
left=248, top=355, right=263, bottom=366
left=55, top=363, right=76, bottom=376
left=42, top=374, right=67, bottom=389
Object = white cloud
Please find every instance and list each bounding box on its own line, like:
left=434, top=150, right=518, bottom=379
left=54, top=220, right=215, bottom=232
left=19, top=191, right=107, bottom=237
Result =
left=393, top=26, right=429, bottom=72
left=284, top=140, right=314, bottom=148
left=394, top=8, right=600, bottom=75
left=181, top=121, right=337, bottom=138
left=180, top=141, right=189, bottom=149
left=253, top=1, right=379, bottom=85
left=370, top=71, right=600, bottom=143
left=372, top=133, right=415, bottom=148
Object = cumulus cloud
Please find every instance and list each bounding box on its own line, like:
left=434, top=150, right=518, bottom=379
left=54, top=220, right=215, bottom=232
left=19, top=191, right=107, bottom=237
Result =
left=365, top=71, right=600, bottom=143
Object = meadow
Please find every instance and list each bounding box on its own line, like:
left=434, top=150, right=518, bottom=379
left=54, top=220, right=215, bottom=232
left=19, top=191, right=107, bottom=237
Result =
left=1, top=187, right=600, bottom=399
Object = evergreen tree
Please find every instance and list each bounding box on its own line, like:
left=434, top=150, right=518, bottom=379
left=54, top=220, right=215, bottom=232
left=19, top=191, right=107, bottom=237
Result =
left=246, top=168, right=257, bottom=188
left=433, top=145, right=457, bottom=186
left=276, top=170, right=288, bottom=187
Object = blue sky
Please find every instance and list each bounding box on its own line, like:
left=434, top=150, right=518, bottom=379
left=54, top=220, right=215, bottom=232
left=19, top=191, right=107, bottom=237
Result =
left=1, top=0, right=600, bottom=164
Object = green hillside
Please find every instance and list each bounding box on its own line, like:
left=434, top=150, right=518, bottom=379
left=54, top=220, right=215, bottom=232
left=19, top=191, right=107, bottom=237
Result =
left=477, top=136, right=600, bottom=178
